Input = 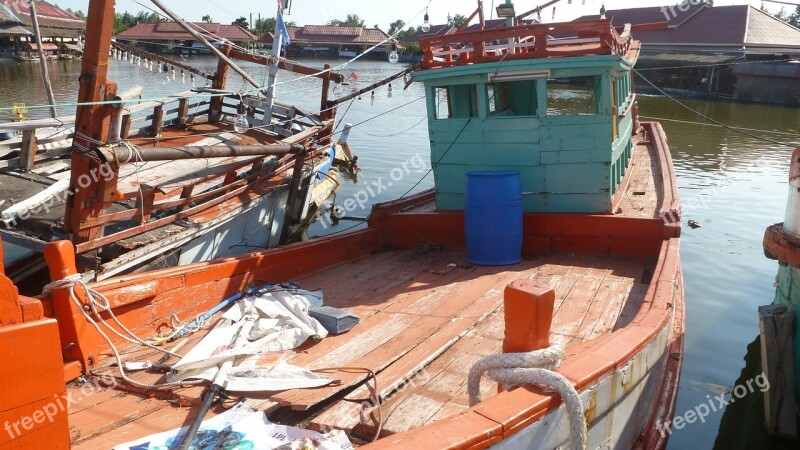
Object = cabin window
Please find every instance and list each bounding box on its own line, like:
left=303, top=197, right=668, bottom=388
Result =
left=486, top=80, right=538, bottom=117
left=546, top=76, right=599, bottom=115
left=434, top=85, right=479, bottom=120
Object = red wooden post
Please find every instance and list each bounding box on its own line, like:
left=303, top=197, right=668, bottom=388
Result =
left=65, top=0, right=118, bottom=250
left=210, top=43, right=233, bottom=123
left=503, top=280, right=555, bottom=354
left=44, top=241, right=102, bottom=375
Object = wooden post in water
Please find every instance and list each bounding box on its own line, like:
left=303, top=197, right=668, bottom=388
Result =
left=29, top=1, right=58, bottom=120
left=759, top=305, right=797, bottom=439
left=762, top=147, right=800, bottom=438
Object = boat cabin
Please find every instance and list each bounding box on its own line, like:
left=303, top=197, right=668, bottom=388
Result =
left=414, top=20, right=639, bottom=213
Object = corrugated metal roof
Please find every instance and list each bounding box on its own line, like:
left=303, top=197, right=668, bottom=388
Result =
left=746, top=7, right=800, bottom=47
left=576, top=5, right=800, bottom=52
left=0, top=3, right=21, bottom=24
left=0, top=0, right=84, bottom=32
left=116, top=22, right=257, bottom=42
left=0, top=23, right=30, bottom=36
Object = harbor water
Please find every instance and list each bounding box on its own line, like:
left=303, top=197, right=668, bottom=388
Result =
left=1, top=57, right=798, bottom=448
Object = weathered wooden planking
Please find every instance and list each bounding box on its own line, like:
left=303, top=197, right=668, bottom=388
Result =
left=309, top=261, right=538, bottom=433
left=273, top=254, right=537, bottom=411
left=758, top=304, right=798, bottom=439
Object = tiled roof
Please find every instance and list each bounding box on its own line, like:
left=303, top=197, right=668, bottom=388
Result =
left=303, top=25, right=362, bottom=36
left=0, top=0, right=84, bottom=32
left=285, top=25, right=390, bottom=45
left=257, top=32, right=274, bottom=44
left=115, top=22, right=257, bottom=42
left=575, top=5, right=800, bottom=52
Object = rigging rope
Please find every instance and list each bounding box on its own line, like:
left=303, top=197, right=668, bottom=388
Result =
left=43, top=275, right=204, bottom=389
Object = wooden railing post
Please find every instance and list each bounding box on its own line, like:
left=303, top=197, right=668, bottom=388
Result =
left=19, top=129, right=38, bottom=171
left=151, top=104, right=164, bottom=137
left=177, top=97, right=190, bottom=128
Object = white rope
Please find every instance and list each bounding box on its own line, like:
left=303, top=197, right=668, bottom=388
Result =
left=467, top=345, right=587, bottom=450
left=43, top=275, right=203, bottom=389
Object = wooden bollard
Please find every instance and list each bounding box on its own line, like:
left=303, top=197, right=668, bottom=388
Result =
left=503, top=280, right=555, bottom=354
left=44, top=241, right=101, bottom=376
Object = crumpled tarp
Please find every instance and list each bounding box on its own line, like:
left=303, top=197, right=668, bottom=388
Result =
left=113, top=403, right=353, bottom=450
left=167, top=288, right=332, bottom=392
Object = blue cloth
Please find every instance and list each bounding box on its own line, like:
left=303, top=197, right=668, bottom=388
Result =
left=277, top=14, right=291, bottom=47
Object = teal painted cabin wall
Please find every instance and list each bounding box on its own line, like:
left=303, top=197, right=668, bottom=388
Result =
left=773, top=264, right=800, bottom=405
left=416, top=55, right=635, bottom=213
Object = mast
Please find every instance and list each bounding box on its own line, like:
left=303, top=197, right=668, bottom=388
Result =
left=64, top=0, right=118, bottom=247
left=29, top=1, right=57, bottom=119
left=263, top=0, right=290, bottom=128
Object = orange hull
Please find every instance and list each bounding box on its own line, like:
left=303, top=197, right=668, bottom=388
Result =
left=1, top=122, right=682, bottom=449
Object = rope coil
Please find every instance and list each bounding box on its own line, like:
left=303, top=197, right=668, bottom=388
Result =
left=468, top=345, right=587, bottom=450
left=43, top=275, right=203, bottom=389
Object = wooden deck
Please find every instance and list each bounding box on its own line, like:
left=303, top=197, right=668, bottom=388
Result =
left=617, top=132, right=662, bottom=219
left=69, top=248, right=653, bottom=448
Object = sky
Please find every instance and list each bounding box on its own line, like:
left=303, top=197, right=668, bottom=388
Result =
left=54, top=1, right=789, bottom=31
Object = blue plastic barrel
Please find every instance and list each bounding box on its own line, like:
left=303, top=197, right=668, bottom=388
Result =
left=465, top=171, right=523, bottom=266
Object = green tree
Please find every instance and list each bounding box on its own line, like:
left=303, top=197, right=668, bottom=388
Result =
left=112, top=11, right=161, bottom=34
left=202, top=15, right=213, bottom=23
left=328, top=14, right=365, bottom=27
left=232, top=17, right=249, bottom=29
left=388, top=19, right=405, bottom=36
left=447, top=13, right=467, bottom=27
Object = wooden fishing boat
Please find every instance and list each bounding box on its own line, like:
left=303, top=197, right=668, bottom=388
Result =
left=0, top=5, right=684, bottom=450
left=0, top=2, right=356, bottom=284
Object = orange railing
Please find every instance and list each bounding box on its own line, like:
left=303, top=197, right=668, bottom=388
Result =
left=419, top=19, right=633, bottom=69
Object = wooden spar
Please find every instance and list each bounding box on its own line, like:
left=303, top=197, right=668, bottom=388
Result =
left=149, top=0, right=263, bottom=92
left=331, top=64, right=420, bottom=106
left=318, top=64, right=333, bottom=145
left=65, top=0, right=117, bottom=246
left=228, top=49, right=345, bottom=84
left=516, top=0, right=562, bottom=22
left=280, top=153, right=306, bottom=243
left=456, top=2, right=485, bottom=33
left=29, top=1, right=57, bottom=119
left=100, top=144, right=305, bottom=163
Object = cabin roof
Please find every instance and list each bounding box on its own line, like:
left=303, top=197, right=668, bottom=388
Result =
left=284, top=25, right=390, bottom=46
left=0, top=0, right=84, bottom=36
left=115, top=22, right=257, bottom=43
left=576, top=4, right=800, bottom=53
